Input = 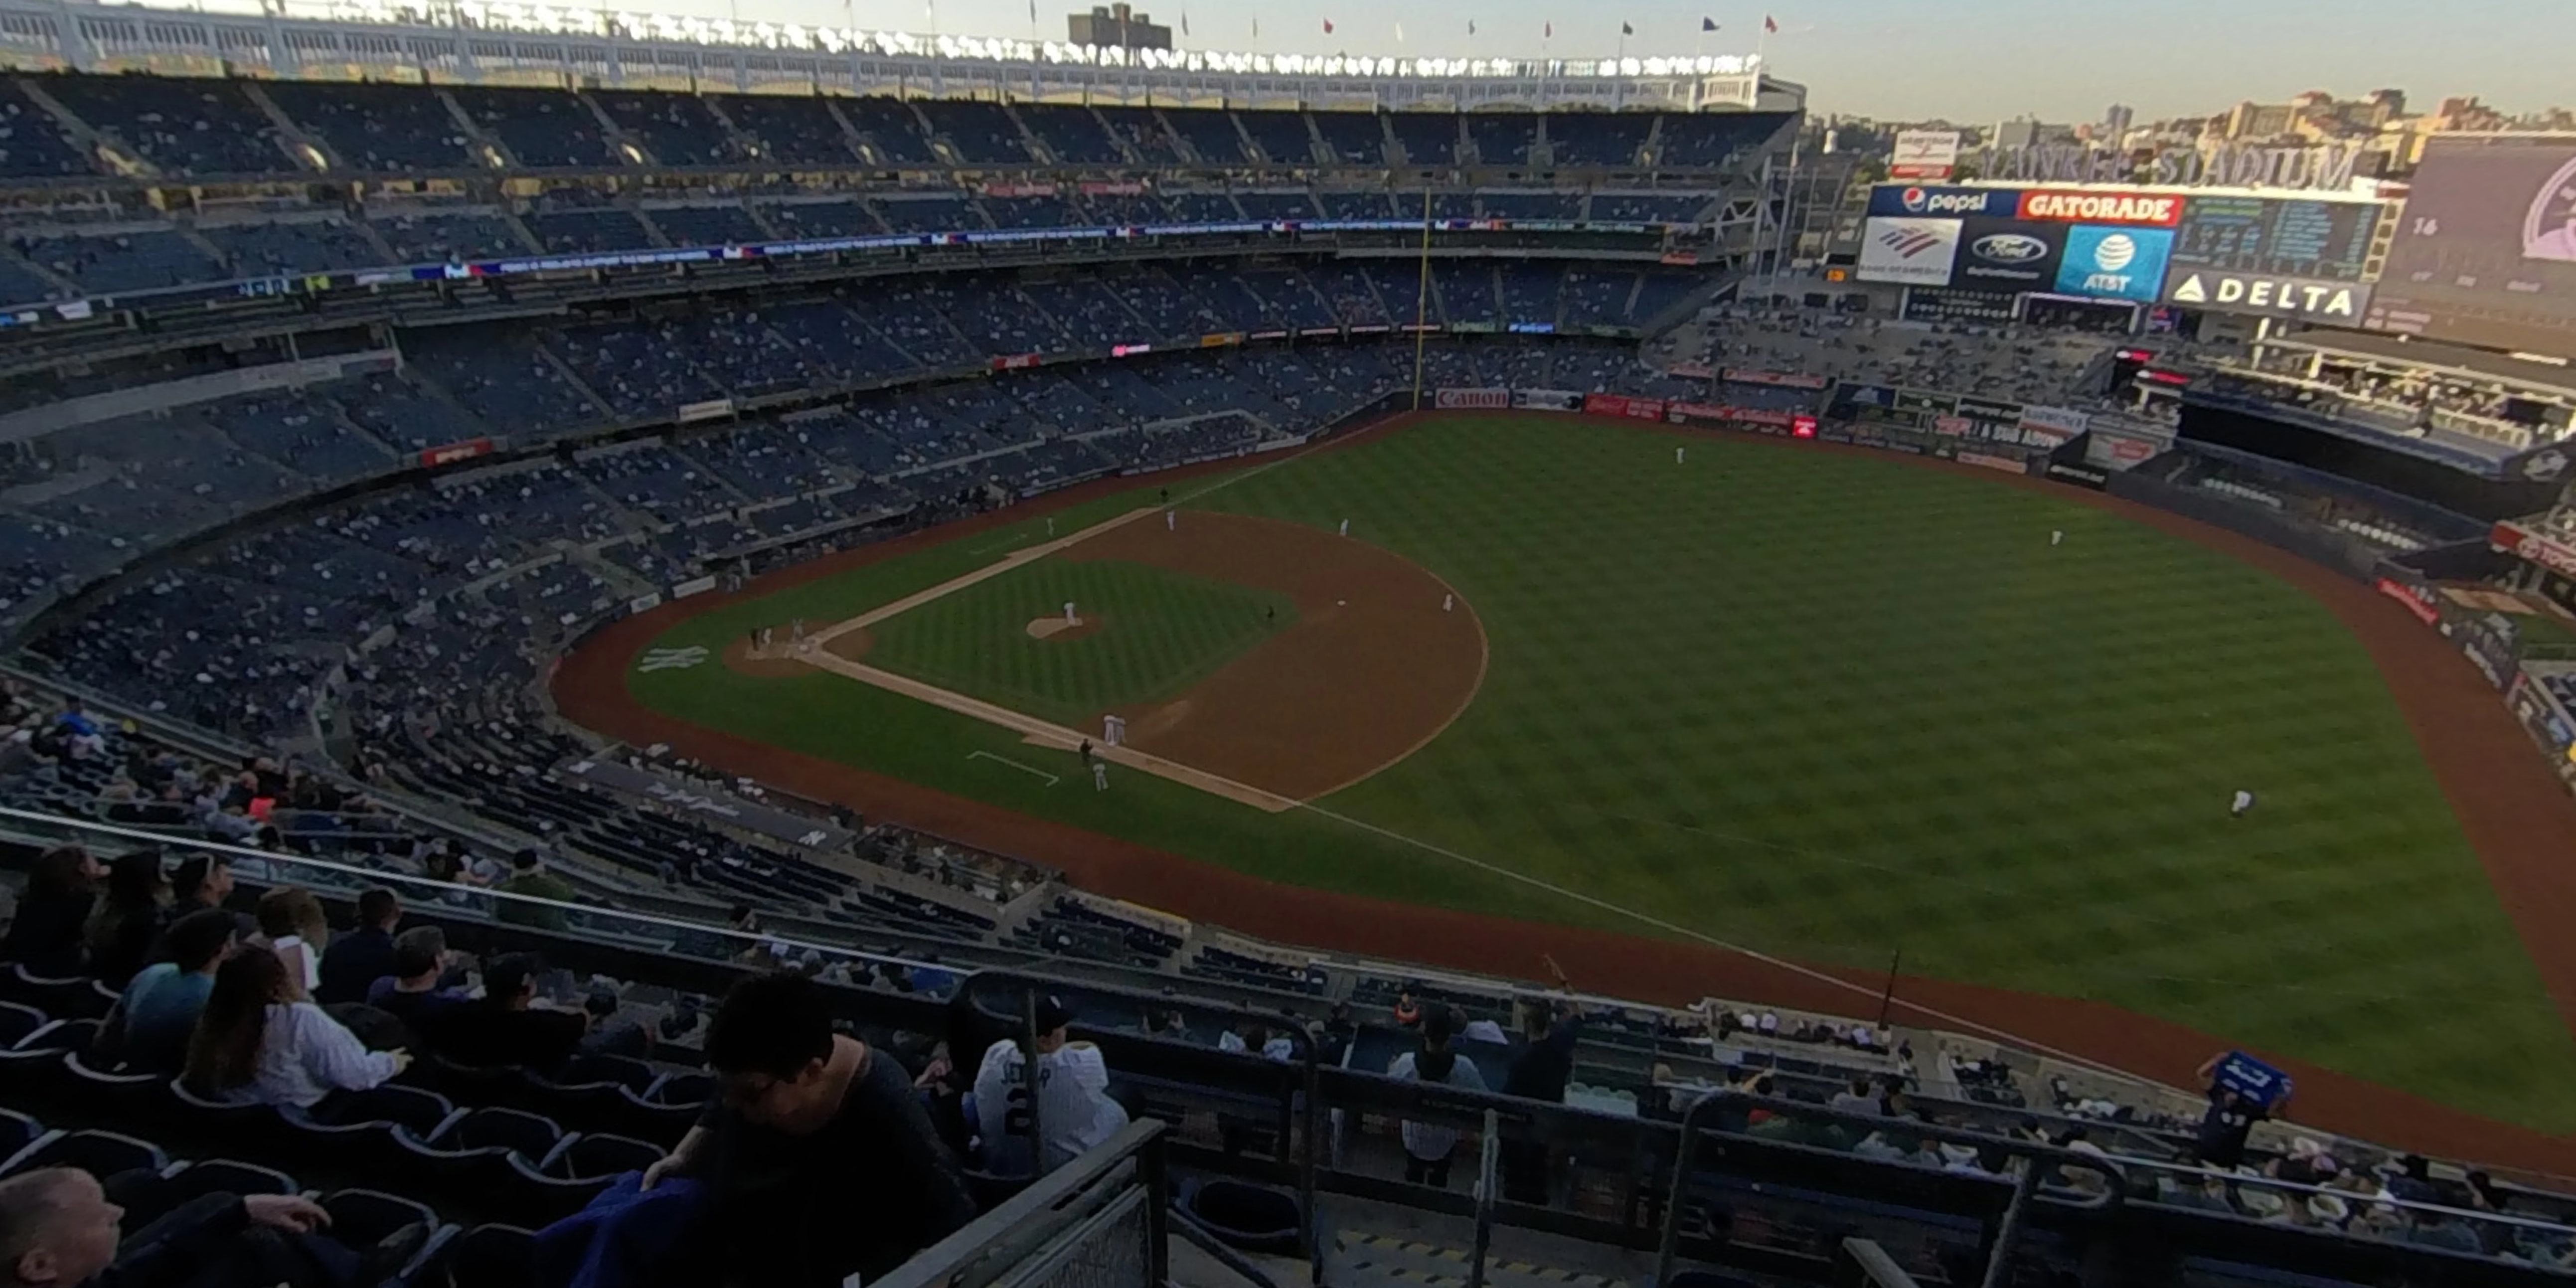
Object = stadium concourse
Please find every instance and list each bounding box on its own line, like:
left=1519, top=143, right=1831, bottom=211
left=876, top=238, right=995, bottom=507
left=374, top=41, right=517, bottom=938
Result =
left=0, top=46, right=2572, bottom=1288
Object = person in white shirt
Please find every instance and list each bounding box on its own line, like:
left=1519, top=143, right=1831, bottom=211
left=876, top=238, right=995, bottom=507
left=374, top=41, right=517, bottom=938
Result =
left=972, top=996, right=1128, bottom=1175
left=1387, top=1008, right=1487, bottom=1188
left=2231, top=789, right=2255, bottom=818
left=181, top=940, right=410, bottom=1110
left=254, top=887, right=330, bottom=998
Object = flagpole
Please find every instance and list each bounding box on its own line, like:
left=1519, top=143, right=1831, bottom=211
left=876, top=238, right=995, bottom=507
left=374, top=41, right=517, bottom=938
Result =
left=1409, top=186, right=1434, bottom=413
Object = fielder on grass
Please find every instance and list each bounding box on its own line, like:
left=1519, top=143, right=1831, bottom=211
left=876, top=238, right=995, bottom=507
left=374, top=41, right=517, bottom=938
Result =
left=2231, top=790, right=2256, bottom=818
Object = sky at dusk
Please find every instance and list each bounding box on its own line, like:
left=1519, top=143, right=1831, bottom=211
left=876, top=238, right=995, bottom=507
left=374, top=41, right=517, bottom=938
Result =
left=530, top=0, right=2568, bottom=124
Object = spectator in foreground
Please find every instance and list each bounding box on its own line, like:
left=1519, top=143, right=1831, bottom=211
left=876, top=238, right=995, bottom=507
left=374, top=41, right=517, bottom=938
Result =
left=82, top=852, right=168, bottom=988
left=639, top=972, right=978, bottom=1288
left=495, top=850, right=574, bottom=932
left=972, top=995, right=1130, bottom=1174
left=315, top=889, right=399, bottom=1006
left=182, top=945, right=410, bottom=1111
left=94, top=908, right=238, bottom=1073
left=430, top=952, right=584, bottom=1074
left=0, top=846, right=98, bottom=977
left=1388, top=1007, right=1486, bottom=1188
left=1499, top=1000, right=1581, bottom=1204
left=0, top=1165, right=424, bottom=1288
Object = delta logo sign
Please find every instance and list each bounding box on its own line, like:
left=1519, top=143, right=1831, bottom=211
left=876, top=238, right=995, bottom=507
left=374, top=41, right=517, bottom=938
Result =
left=2016, top=189, right=2184, bottom=227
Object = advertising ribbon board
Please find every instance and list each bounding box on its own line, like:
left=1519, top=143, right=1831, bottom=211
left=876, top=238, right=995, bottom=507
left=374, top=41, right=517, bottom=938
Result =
left=1513, top=388, right=1584, bottom=411
left=1583, top=393, right=1667, bottom=420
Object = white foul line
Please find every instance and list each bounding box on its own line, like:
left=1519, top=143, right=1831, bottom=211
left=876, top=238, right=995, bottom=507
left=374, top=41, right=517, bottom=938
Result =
left=968, top=751, right=1061, bottom=786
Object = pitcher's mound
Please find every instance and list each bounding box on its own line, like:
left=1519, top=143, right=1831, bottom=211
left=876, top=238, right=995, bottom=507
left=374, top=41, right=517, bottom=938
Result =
left=1027, top=615, right=1108, bottom=642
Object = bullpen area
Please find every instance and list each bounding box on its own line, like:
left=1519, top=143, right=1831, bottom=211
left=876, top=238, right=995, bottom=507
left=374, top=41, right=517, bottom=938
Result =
left=573, top=412, right=2576, bottom=1135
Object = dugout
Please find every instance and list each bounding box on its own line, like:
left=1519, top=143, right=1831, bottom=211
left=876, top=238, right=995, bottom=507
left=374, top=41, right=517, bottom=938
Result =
left=2177, top=393, right=2563, bottom=522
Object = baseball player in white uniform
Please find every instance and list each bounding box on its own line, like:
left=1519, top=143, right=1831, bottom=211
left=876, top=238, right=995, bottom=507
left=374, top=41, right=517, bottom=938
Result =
left=1338, top=518, right=1350, bottom=537
left=2231, top=790, right=2255, bottom=818
left=2051, top=530, right=2064, bottom=546
left=973, top=996, right=1129, bottom=1175
left=1166, top=509, right=1175, bottom=531
left=1443, top=593, right=1454, bottom=613
left=1092, top=761, right=1109, bottom=792
left=1676, top=446, right=1686, bottom=465
left=1064, top=601, right=1078, bottom=625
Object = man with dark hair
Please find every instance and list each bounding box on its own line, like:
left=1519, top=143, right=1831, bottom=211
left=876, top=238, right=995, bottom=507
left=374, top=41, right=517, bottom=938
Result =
left=429, top=953, right=584, bottom=1074
left=315, top=889, right=400, bottom=1006
left=366, top=927, right=470, bottom=1051
left=641, top=972, right=978, bottom=1287
left=95, top=909, right=236, bottom=1073
left=166, top=854, right=234, bottom=918
left=1497, top=999, right=1581, bottom=1204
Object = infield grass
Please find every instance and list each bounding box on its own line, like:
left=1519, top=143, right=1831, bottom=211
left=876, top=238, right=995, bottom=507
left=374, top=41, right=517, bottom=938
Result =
left=627, top=415, right=2576, bottom=1130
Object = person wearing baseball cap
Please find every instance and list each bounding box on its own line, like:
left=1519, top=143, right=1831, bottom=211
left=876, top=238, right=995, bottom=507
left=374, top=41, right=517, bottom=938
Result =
left=971, top=994, right=1130, bottom=1175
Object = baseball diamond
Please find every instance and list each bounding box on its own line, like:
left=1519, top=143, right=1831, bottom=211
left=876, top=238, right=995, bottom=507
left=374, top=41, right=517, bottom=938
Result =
left=570, top=411, right=2576, bottom=1139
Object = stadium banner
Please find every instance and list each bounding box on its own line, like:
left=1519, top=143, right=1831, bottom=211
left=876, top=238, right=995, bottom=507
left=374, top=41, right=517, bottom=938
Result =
left=2376, top=576, right=2443, bottom=627
left=1665, top=404, right=1816, bottom=435
left=1199, top=332, right=1243, bottom=347
left=2160, top=267, right=2373, bottom=322
left=418, top=438, right=495, bottom=468
left=2211, top=1050, right=2293, bottom=1109
left=628, top=593, right=662, bottom=614
left=2056, top=225, right=2177, bottom=302
left=1078, top=180, right=1146, bottom=195
left=1513, top=388, right=1584, bottom=411
left=1900, top=286, right=2017, bottom=324
left=670, top=575, right=720, bottom=600
left=1931, top=415, right=1972, bottom=436
left=1866, top=185, right=2020, bottom=219
left=1583, top=393, right=1667, bottom=420
left=677, top=398, right=734, bottom=424
left=1952, top=218, right=2067, bottom=290
left=1894, top=390, right=1957, bottom=416
left=1952, top=396, right=2023, bottom=426
left=2016, top=189, right=2186, bottom=227
left=1889, top=129, right=1962, bottom=181
left=1666, top=361, right=1716, bottom=380
left=981, top=180, right=1060, bottom=197
left=1720, top=367, right=1831, bottom=391
left=990, top=353, right=1042, bottom=371
left=1955, top=450, right=2030, bottom=475
left=2084, top=430, right=2166, bottom=470
left=2493, top=521, right=2576, bottom=578
left=2044, top=461, right=2111, bottom=490
left=1858, top=217, right=1964, bottom=286
left=1435, top=386, right=1511, bottom=410
left=2017, top=405, right=2091, bottom=445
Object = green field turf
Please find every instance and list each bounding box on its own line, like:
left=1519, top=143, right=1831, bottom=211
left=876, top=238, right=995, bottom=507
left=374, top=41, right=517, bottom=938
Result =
left=865, top=559, right=1295, bottom=725
left=626, top=415, right=2576, bottom=1130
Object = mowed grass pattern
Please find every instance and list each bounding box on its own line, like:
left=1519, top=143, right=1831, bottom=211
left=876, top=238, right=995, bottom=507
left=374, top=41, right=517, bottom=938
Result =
left=633, top=416, right=2576, bottom=1129
left=865, top=559, right=1294, bottom=725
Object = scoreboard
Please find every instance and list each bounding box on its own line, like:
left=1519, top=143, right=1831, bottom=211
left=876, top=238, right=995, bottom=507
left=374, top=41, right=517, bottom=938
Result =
left=2170, top=195, right=2382, bottom=282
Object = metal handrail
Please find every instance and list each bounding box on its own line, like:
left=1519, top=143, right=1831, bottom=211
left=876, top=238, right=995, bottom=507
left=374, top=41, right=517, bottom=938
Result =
left=1469, top=1108, right=1501, bottom=1288
left=872, top=1119, right=1169, bottom=1288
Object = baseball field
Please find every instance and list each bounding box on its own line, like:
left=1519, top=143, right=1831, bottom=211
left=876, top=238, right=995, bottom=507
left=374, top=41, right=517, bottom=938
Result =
left=572, top=413, right=2576, bottom=1143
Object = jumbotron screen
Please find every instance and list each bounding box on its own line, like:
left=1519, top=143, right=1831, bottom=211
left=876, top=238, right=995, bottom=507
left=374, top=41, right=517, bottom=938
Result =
left=2371, top=137, right=2576, bottom=355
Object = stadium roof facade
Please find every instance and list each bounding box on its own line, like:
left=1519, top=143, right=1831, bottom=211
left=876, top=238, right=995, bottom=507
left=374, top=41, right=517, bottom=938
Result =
left=0, top=0, right=1802, bottom=112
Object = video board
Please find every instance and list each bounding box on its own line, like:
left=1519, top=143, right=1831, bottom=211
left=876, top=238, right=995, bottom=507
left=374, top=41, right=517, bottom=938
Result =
left=2170, top=195, right=2381, bottom=282
left=2370, top=137, right=2576, bottom=354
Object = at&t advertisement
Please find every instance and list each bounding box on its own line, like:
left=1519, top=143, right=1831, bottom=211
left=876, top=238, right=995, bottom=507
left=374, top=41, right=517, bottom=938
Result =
left=2055, top=224, right=2177, bottom=302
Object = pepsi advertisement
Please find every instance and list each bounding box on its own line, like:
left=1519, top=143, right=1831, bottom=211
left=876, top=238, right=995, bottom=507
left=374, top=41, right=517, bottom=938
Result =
left=1953, top=217, right=2067, bottom=289
left=2055, top=224, right=2177, bottom=303
left=1866, top=184, right=2022, bottom=219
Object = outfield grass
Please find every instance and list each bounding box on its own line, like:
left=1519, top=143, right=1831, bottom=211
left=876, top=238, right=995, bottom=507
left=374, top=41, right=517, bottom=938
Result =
left=866, top=559, right=1294, bottom=725
left=627, top=416, right=2576, bottom=1130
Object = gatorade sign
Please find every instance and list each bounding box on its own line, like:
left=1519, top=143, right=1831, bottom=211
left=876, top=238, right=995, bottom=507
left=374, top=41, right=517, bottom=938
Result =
left=2017, top=189, right=2184, bottom=227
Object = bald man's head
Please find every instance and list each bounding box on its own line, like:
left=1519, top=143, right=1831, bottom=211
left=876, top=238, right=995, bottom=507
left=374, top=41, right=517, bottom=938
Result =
left=0, top=1169, right=121, bottom=1286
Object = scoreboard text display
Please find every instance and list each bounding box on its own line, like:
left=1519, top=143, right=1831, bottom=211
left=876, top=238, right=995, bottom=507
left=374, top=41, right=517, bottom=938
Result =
left=2171, top=195, right=2380, bottom=281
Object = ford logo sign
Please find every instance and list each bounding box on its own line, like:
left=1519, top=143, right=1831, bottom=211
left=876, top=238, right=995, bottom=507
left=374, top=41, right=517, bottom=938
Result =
left=1972, top=234, right=2048, bottom=263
